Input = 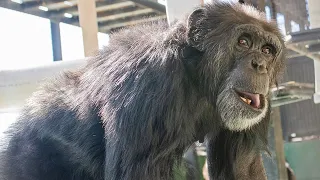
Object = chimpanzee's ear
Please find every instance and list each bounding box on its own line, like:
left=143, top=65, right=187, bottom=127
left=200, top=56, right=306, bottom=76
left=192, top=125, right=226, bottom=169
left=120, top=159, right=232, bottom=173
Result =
left=186, top=8, right=207, bottom=50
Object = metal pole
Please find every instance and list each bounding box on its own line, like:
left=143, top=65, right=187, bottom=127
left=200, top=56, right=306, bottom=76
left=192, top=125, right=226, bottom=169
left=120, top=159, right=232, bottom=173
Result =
left=272, top=107, right=289, bottom=180
left=50, top=21, right=62, bottom=61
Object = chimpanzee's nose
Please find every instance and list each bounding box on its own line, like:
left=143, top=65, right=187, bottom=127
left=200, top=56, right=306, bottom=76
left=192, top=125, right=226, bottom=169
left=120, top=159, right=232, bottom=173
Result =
left=251, top=59, right=267, bottom=74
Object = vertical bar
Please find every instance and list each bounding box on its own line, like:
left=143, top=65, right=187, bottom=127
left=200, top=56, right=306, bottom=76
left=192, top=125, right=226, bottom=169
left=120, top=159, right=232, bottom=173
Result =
left=298, top=21, right=304, bottom=31
left=77, top=0, right=99, bottom=57
left=50, top=21, right=62, bottom=61
left=184, top=144, right=201, bottom=180
left=272, top=107, right=288, bottom=180
left=262, top=125, right=279, bottom=180
left=270, top=0, right=277, bottom=21
left=284, top=15, right=291, bottom=34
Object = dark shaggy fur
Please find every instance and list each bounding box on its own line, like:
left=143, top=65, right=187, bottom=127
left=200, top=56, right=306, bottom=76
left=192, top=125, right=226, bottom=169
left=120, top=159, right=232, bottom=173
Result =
left=0, top=2, right=285, bottom=180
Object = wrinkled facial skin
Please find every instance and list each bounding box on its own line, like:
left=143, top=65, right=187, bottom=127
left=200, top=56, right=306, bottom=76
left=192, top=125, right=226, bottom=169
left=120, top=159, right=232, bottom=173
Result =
left=216, top=24, right=283, bottom=131
left=188, top=4, right=286, bottom=131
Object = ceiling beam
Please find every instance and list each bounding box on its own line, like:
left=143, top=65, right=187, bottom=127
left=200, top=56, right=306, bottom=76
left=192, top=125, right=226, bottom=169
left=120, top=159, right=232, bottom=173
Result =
left=0, top=0, right=79, bottom=26
left=0, top=0, right=49, bottom=18
left=97, top=8, right=154, bottom=22
left=287, top=44, right=320, bottom=62
left=72, top=1, right=136, bottom=16
left=2, top=0, right=167, bottom=33
left=24, top=0, right=78, bottom=11
left=97, top=5, right=140, bottom=19
left=11, top=0, right=37, bottom=3
left=286, top=28, right=320, bottom=61
left=99, top=15, right=166, bottom=32
left=45, top=0, right=77, bottom=10
left=131, top=0, right=165, bottom=14
left=288, top=28, right=320, bottom=44
left=307, top=43, right=320, bottom=53
left=49, top=1, right=136, bottom=20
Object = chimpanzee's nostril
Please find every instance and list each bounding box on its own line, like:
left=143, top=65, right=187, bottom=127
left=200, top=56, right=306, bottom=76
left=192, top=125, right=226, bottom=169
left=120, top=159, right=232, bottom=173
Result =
left=252, top=61, right=258, bottom=69
left=251, top=59, right=267, bottom=74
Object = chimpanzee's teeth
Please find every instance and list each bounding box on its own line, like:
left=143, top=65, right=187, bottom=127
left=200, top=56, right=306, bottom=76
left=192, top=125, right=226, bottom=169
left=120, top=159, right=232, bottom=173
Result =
left=240, top=96, right=252, bottom=105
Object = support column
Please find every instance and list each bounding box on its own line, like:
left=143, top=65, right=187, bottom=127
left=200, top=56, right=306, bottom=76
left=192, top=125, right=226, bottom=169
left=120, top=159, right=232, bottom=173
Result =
left=262, top=125, right=279, bottom=180
left=284, top=14, right=292, bottom=35
left=165, top=0, right=203, bottom=24
left=307, top=0, right=320, bottom=29
left=77, top=0, right=99, bottom=57
left=307, top=0, right=320, bottom=103
left=272, top=107, right=288, bottom=180
left=270, top=0, right=277, bottom=21
left=50, top=21, right=62, bottom=61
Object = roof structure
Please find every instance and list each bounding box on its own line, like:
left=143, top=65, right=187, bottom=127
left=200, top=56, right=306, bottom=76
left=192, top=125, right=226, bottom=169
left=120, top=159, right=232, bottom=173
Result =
left=0, top=0, right=167, bottom=33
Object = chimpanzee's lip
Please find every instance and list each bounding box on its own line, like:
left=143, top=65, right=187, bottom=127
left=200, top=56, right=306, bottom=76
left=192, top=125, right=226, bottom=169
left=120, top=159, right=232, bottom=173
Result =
left=234, top=89, right=265, bottom=111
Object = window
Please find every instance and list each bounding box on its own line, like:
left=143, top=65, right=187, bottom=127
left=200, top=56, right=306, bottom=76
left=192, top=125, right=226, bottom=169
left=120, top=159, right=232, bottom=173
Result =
left=60, top=23, right=110, bottom=60
left=276, top=13, right=286, bottom=35
left=0, top=8, right=110, bottom=130
left=265, top=6, right=272, bottom=21
left=291, top=21, right=300, bottom=33
left=60, top=23, right=85, bottom=61
left=0, top=113, right=19, bottom=136
left=0, top=7, right=53, bottom=70
left=157, top=0, right=166, bottom=6
left=98, top=32, right=110, bottom=49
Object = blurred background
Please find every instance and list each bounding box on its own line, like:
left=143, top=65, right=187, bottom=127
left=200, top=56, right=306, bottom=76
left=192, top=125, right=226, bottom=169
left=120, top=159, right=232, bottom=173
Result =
left=0, top=0, right=319, bottom=179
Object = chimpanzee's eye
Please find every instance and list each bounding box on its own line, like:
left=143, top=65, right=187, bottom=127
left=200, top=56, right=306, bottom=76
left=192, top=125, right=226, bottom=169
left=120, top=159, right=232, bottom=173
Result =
left=238, top=35, right=251, bottom=48
left=262, top=45, right=276, bottom=55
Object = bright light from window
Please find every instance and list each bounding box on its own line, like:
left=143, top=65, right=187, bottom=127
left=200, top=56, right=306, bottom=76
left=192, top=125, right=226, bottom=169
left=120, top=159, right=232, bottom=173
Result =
left=98, top=32, right=109, bottom=49
left=64, top=13, right=73, bottom=18
left=60, top=23, right=110, bottom=60
left=60, top=23, right=85, bottom=60
left=64, top=1, right=74, bottom=6
left=291, top=20, right=300, bottom=33
left=276, top=13, right=286, bottom=35
left=0, top=113, right=19, bottom=136
left=11, top=0, right=23, bottom=4
left=285, top=35, right=292, bottom=42
left=38, top=6, right=49, bottom=11
left=157, top=0, right=166, bottom=6
left=0, top=7, right=53, bottom=70
left=265, top=6, right=271, bottom=21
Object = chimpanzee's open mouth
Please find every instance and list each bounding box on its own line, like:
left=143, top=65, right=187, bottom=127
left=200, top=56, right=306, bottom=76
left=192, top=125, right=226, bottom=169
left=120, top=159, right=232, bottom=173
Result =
left=234, top=90, right=264, bottom=110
